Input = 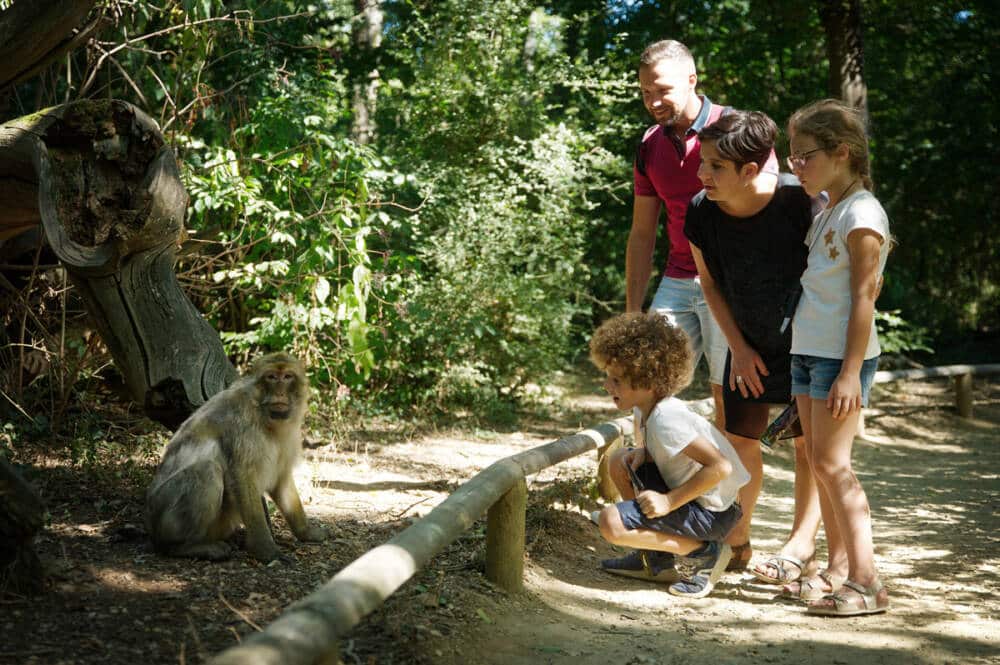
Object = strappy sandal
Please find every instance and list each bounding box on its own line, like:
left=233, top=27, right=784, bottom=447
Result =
left=725, top=542, right=752, bottom=572
left=780, top=570, right=845, bottom=602
left=752, top=553, right=817, bottom=585
left=807, top=578, right=890, bottom=616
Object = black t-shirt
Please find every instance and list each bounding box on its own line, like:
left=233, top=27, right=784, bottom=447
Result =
left=684, top=173, right=812, bottom=357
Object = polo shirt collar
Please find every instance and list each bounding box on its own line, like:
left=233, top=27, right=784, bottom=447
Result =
left=660, top=95, right=714, bottom=149
left=687, top=95, right=713, bottom=136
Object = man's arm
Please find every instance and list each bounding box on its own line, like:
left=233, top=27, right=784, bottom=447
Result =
left=625, top=195, right=663, bottom=312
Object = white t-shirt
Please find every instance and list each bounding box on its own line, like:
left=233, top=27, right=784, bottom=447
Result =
left=791, top=190, right=890, bottom=360
left=632, top=399, right=750, bottom=512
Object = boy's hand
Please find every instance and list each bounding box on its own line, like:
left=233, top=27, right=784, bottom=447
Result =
left=636, top=490, right=671, bottom=519
left=622, top=447, right=645, bottom=472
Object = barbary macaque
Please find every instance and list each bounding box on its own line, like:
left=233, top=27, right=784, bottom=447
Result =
left=145, top=352, right=326, bottom=561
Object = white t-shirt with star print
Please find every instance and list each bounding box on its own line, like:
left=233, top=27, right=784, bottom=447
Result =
left=791, top=189, right=890, bottom=360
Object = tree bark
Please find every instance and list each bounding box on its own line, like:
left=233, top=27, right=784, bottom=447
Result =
left=0, top=456, right=45, bottom=595
left=819, top=0, right=869, bottom=127
left=0, top=0, right=100, bottom=97
left=351, top=0, right=383, bottom=145
left=0, top=101, right=237, bottom=429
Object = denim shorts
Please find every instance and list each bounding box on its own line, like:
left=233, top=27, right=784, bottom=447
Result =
left=790, top=355, right=879, bottom=406
left=615, top=463, right=742, bottom=542
left=650, top=276, right=727, bottom=385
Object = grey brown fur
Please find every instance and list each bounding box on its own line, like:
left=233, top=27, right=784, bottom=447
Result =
left=145, top=352, right=326, bottom=562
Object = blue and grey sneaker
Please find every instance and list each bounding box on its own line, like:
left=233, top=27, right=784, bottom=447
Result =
left=601, top=549, right=679, bottom=583
left=668, top=541, right=732, bottom=598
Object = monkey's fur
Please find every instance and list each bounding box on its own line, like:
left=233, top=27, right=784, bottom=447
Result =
left=145, top=352, right=326, bottom=562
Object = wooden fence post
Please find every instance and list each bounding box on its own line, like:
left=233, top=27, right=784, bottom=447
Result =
left=596, top=437, right=623, bottom=502
left=485, top=476, right=527, bottom=593
left=954, top=373, right=973, bottom=418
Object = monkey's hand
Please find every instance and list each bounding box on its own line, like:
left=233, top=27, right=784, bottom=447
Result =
left=248, top=541, right=286, bottom=564
left=296, top=523, right=328, bottom=543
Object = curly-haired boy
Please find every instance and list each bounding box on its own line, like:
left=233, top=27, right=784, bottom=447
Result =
left=591, top=312, right=750, bottom=597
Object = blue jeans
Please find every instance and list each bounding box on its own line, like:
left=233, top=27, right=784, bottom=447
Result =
left=790, top=355, right=879, bottom=406
left=650, top=276, right=726, bottom=385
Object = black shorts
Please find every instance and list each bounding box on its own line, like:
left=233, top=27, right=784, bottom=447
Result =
left=722, top=350, right=802, bottom=440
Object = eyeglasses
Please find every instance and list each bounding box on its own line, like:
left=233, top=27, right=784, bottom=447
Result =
left=786, top=148, right=824, bottom=171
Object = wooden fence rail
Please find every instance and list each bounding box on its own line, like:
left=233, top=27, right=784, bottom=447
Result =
left=209, top=418, right=630, bottom=665
left=873, top=363, right=1000, bottom=418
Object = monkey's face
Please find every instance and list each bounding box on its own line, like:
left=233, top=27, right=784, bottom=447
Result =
left=257, top=360, right=305, bottom=421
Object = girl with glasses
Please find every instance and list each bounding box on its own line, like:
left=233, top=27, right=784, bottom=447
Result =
left=783, top=99, right=891, bottom=616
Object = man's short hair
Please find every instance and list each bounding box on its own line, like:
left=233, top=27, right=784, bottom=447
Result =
left=639, top=39, right=695, bottom=71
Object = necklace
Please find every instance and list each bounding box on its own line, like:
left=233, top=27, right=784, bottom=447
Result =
left=808, top=178, right=860, bottom=252
left=830, top=177, right=860, bottom=207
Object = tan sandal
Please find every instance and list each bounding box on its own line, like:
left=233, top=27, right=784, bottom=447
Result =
left=780, top=570, right=845, bottom=601
left=752, top=553, right=817, bottom=585
left=807, top=578, right=890, bottom=616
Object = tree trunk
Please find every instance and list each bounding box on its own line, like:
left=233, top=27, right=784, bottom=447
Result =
left=351, top=0, right=383, bottom=145
left=819, top=0, right=869, bottom=127
left=0, top=101, right=237, bottom=429
left=0, top=0, right=100, bottom=96
left=0, top=456, right=45, bottom=595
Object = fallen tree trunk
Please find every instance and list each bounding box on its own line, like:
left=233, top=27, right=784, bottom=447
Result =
left=0, top=0, right=100, bottom=94
left=0, top=456, right=45, bottom=595
left=0, top=101, right=237, bottom=429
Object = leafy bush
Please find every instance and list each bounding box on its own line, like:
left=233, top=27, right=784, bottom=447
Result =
left=178, top=69, right=401, bottom=387
left=372, top=124, right=618, bottom=411
left=875, top=310, right=933, bottom=356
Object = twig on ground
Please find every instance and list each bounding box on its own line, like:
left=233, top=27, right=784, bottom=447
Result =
left=391, top=495, right=434, bottom=519
left=218, top=590, right=263, bottom=632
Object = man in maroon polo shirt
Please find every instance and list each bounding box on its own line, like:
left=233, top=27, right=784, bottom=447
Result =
left=626, top=39, right=729, bottom=429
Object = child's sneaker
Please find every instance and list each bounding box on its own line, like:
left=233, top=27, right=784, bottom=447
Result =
left=601, top=549, right=679, bottom=583
left=668, top=542, right=732, bottom=598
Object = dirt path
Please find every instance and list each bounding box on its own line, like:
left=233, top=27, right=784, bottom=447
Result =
left=4, top=371, right=998, bottom=664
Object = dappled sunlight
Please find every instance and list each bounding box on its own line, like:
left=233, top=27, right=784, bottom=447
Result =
left=761, top=460, right=797, bottom=483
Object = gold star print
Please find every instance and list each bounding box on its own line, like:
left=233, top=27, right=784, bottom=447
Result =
left=829, top=246, right=840, bottom=260
left=824, top=228, right=836, bottom=245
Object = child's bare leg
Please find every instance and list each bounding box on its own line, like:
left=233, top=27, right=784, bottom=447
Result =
left=787, top=435, right=822, bottom=552
left=754, top=432, right=823, bottom=580
left=598, top=504, right=702, bottom=555
left=808, top=398, right=877, bottom=587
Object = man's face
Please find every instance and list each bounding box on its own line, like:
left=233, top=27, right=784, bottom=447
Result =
left=638, top=59, right=696, bottom=127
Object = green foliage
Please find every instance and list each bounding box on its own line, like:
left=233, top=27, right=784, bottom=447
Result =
left=865, top=1, right=1000, bottom=335
left=875, top=310, right=933, bottom=356
left=179, top=74, right=393, bottom=383
left=14, top=0, right=997, bottom=418
left=376, top=125, right=613, bottom=410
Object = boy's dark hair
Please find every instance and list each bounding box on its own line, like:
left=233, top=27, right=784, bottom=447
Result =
left=698, top=110, right=776, bottom=169
left=590, top=312, right=693, bottom=399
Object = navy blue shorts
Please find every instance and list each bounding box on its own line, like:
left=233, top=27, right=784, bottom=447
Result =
left=615, top=462, right=742, bottom=542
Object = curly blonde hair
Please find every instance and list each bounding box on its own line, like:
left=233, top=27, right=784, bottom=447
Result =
left=589, top=312, right=693, bottom=399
